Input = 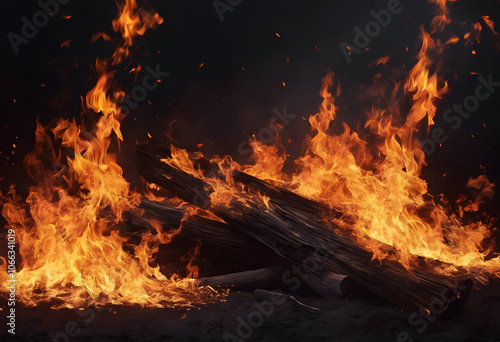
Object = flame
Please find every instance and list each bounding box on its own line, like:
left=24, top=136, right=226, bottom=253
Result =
left=464, top=22, right=482, bottom=45
left=240, top=2, right=499, bottom=276
left=110, top=0, right=163, bottom=64
left=481, top=16, right=500, bottom=37
left=241, top=137, right=288, bottom=182
left=0, top=0, right=219, bottom=308
left=457, top=175, right=495, bottom=214
left=2, top=0, right=500, bottom=310
left=428, top=0, right=458, bottom=32
left=183, top=0, right=500, bottom=278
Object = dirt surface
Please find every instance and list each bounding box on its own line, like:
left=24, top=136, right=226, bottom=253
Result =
left=2, top=279, right=499, bottom=342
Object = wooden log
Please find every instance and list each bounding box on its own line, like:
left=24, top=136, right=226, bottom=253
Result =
left=136, top=142, right=211, bottom=207
left=213, top=198, right=472, bottom=318
left=136, top=141, right=473, bottom=318
left=119, top=199, right=284, bottom=276
left=120, top=199, right=355, bottom=298
left=305, top=272, right=357, bottom=298
left=197, top=266, right=287, bottom=291
left=136, top=141, right=336, bottom=216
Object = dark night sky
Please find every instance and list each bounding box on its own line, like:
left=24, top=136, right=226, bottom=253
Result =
left=1, top=0, right=499, bottom=217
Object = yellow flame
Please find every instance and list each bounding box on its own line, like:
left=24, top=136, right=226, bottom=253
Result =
left=0, top=0, right=219, bottom=308
left=192, top=0, right=500, bottom=278
left=2, top=0, right=500, bottom=310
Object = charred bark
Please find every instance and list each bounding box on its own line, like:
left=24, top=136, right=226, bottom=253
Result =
left=136, top=141, right=472, bottom=318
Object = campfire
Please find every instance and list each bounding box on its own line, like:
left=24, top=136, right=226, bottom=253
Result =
left=1, top=0, right=499, bottom=340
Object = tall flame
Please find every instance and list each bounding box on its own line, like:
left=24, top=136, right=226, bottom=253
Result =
left=2, top=0, right=499, bottom=310
left=0, top=0, right=219, bottom=308
left=200, top=0, right=500, bottom=277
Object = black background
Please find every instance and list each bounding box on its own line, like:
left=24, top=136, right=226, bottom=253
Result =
left=1, top=0, right=499, bottom=227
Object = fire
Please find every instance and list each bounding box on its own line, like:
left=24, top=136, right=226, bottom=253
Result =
left=172, top=0, right=499, bottom=278
left=241, top=137, right=288, bottom=182
left=0, top=0, right=219, bottom=308
left=236, top=1, right=500, bottom=276
left=1, top=0, right=499, bottom=310
left=155, top=0, right=500, bottom=283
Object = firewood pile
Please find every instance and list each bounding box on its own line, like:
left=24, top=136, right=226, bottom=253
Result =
left=112, top=140, right=474, bottom=319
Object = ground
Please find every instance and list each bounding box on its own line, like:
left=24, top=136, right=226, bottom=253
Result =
left=2, top=279, right=500, bottom=342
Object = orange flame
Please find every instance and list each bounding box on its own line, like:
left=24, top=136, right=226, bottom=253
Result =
left=0, top=0, right=219, bottom=308
left=2, top=0, right=500, bottom=310
left=200, top=1, right=500, bottom=278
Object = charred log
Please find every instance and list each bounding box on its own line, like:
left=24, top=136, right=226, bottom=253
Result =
left=136, top=141, right=473, bottom=318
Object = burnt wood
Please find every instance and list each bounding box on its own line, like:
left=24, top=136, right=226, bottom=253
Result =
left=120, top=199, right=355, bottom=297
left=136, top=141, right=473, bottom=318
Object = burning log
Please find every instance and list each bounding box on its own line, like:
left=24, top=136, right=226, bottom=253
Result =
left=136, top=141, right=334, bottom=215
left=136, top=142, right=473, bottom=318
left=214, top=199, right=472, bottom=318
left=120, top=199, right=283, bottom=275
left=120, top=199, right=356, bottom=297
